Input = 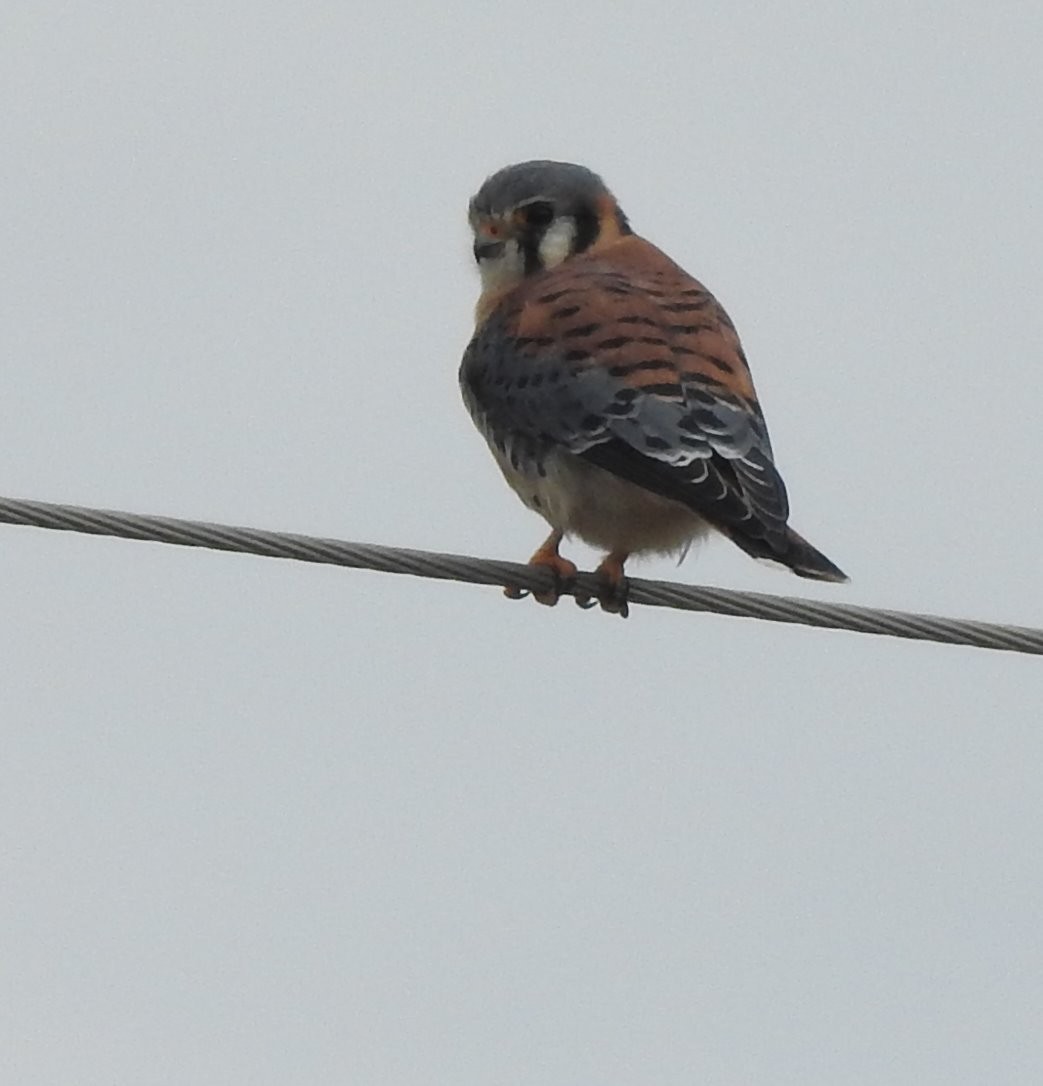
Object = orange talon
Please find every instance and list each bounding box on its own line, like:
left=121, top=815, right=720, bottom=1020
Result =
left=594, top=551, right=630, bottom=618
left=503, top=530, right=577, bottom=607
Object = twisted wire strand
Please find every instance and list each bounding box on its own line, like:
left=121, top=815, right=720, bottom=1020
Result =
left=1, top=495, right=1040, bottom=656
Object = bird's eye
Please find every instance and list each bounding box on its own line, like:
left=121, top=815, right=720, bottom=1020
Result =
left=524, top=201, right=555, bottom=227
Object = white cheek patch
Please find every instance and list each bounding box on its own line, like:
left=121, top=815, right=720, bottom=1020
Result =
left=478, top=238, right=525, bottom=294
left=538, top=217, right=577, bottom=269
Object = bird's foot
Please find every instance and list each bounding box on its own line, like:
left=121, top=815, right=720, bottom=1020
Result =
left=503, top=533, right=578, bottom=607
left=590, top=552, right=630, bottom=618
left=504, top=539, right=629, bottom=616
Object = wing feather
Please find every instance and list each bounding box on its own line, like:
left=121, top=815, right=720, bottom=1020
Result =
left=461, top=235, right=792, bottom=549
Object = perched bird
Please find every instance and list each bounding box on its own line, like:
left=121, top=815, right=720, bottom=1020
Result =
left=459, top=160, right=846, bottom=616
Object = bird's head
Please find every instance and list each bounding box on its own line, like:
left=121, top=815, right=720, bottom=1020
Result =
left=469, top=160, right=631, bottom=296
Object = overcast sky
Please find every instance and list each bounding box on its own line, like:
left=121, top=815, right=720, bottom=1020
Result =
left=2, top=3, right=1042, bottom=1083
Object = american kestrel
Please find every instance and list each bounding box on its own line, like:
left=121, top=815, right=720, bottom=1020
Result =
left=460, top=160, right=846, bottom=616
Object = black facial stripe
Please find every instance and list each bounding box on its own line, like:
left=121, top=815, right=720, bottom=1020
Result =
left=573, top=208, right=599, bottom=253
left=520, top=213, right=572, bottom=273
left=522, top=235, right=543, bottom=275
left=523, top=200, right=555, bottom=227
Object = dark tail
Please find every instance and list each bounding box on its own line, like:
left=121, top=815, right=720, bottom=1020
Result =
left=728, top=525, right=848, bottom=583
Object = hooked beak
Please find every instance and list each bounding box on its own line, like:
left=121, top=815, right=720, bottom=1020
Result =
left=473, top=238, right=506, bottom=262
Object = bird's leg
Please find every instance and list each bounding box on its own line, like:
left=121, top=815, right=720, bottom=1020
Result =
left=503, top=530, right=578, bottom=606
left=593, top=551, right=630, bottom=618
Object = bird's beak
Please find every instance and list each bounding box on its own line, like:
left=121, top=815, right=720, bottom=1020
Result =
left=472, top=215, right=512, bottom=263
left=473, top=238, right=506, bottom=262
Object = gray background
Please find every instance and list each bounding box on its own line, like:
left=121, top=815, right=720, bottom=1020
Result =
left=2, top=2, right=1042, bottom=1083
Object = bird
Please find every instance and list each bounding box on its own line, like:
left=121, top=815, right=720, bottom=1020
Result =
left=459, top=160, right=846, bottom=617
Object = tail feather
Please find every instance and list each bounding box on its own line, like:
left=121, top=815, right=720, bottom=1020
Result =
left=728, top=525, right=848, bottom=583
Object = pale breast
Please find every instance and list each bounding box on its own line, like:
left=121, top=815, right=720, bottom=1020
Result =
left=488, top=440, right=708, bottom=557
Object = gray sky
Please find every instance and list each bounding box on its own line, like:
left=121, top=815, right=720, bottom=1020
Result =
left=2, top=3, right=1042, bottom=1083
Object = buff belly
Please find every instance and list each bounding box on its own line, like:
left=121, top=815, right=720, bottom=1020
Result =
left=491, top=445, right=709, bottom=557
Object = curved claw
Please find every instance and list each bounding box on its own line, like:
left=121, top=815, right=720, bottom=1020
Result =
left=532, top=567, right=575, bottom=607
left=598, top=583, right=630, bottom=619
left=501, top=531, right=578, bottom=609
left=502, top=536, right=634, bottom=615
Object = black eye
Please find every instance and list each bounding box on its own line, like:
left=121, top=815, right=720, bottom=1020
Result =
left=524, top=201, right=555, bottom=227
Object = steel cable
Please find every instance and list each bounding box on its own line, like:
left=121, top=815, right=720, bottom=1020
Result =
left=1, top=495, right=1040, bottom=656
